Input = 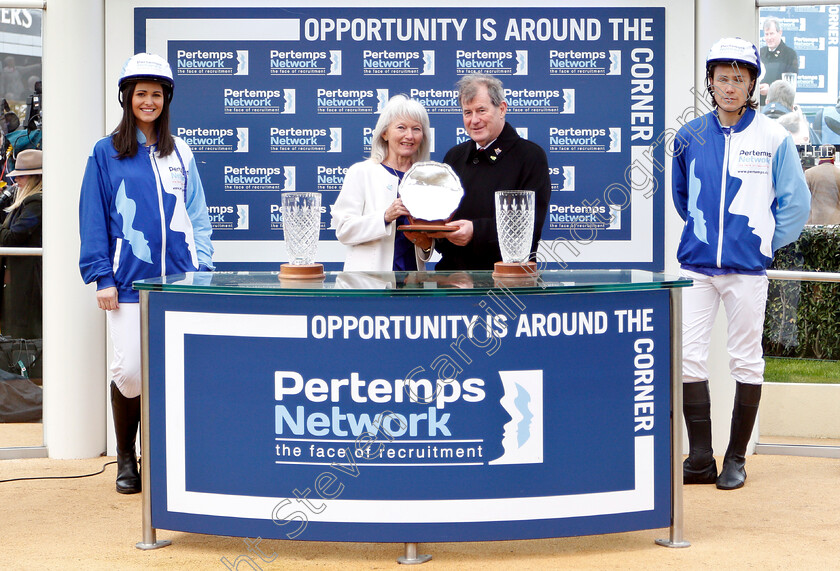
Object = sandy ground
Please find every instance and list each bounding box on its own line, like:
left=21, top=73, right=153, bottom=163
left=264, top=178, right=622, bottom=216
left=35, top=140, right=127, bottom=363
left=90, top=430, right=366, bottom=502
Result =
left=1, top=450, right=838, bottom=570
left=0, top=422, right=41, bottom=448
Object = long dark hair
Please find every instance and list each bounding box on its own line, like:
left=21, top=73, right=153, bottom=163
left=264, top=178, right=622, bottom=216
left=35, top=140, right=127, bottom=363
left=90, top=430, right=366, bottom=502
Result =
left=112, top=80, right=175, bottom=158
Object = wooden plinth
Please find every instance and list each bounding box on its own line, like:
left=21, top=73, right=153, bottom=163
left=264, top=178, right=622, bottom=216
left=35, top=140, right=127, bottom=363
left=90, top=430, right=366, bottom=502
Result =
left=492, top=261, right=539, bottom=279
left=397, top=223, right=456, bottom=233
left=279, top=263, right=325, bottom=280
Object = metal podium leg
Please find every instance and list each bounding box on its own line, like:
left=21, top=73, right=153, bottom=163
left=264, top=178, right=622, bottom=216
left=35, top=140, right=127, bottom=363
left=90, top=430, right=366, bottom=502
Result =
left=136, top=290, right=172, bottom=550
left=397, top=543, right=432, bottom=564
left=656, top=288, right=690, bottom=548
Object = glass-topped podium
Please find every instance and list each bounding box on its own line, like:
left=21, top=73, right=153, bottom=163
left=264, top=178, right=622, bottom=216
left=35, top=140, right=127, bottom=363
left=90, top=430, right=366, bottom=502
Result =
left=134, top=270, right=691, bottom=555
left=134, top=269, right=689, bottom=296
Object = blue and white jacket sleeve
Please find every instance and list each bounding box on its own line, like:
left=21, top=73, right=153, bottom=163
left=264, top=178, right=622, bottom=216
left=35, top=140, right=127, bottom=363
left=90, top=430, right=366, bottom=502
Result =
left=78, top=146, right=116, bottom=291
left=670, top=130, right=690, bottom=222
left=185, top=154, right=215, bottom=271
left=771, top=136, right=811, bottom=251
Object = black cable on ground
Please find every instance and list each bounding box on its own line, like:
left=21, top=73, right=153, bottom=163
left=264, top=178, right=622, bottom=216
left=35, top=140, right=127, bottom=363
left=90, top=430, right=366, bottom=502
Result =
left=0, top=460, right=116, bottom=483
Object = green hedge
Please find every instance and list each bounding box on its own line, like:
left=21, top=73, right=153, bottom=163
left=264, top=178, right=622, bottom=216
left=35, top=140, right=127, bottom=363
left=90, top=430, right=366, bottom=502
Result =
left=763, top=225, right=840, bottom=360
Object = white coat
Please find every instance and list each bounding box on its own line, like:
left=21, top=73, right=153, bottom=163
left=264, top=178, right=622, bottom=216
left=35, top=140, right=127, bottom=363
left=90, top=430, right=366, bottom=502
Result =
left=331, top=159, right=432, bottom=271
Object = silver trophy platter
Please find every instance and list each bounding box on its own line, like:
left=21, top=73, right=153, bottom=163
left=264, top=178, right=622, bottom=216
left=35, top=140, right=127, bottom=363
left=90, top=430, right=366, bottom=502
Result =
left=397, top=161, right=464, bottom=232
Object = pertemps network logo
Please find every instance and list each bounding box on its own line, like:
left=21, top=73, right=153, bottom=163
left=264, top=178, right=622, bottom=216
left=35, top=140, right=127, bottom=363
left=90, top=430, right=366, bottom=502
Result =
left=223, top=88, right=294, bottom=115
left=176, top=127, right=248, bottom=153
left=548, top=127, right=621, bottom=153
left=489, top=370, right=543, bottom=465
left=409, top=88, right=459, bottom=114
left=269, top=49, right=342, bottom=75
left=549, top=202, right=612, bottom=231
left=505, top=88, right=574, bottom=114
left=549, top=49, right=621, bottom=76
left=270, top=128, right=341, bottom=153
left=362, top=49, right=432, bottom=76
left=316, top=88, right=387, bottom=114
left=455, top=49, right=528, bottom=76
left=175, top=49, right=248, bottom=76
left=223, top=165, right=295, bottom=192
left=206, top=204, right=249, bottom=230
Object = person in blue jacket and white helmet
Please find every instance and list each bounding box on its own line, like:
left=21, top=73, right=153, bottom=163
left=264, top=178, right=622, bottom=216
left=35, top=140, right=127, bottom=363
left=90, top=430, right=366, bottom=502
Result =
left=672, top=38, right=810, bottom=490
left=79, top=53, right=213, bottom=494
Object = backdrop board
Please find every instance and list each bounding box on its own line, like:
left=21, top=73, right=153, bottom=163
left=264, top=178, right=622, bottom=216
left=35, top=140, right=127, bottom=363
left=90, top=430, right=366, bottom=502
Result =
left=759, top=5, right=840, bottom=106
left=135, top=4, right=665, bottom=271
left=138, top=270, right=686, bottom=543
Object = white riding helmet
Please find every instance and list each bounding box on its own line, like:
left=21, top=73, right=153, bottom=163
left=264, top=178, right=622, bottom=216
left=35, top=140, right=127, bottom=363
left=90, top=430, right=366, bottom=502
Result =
left=118, top=53, right=174, bottom=100
left=706, top=37, right=761, bottom=76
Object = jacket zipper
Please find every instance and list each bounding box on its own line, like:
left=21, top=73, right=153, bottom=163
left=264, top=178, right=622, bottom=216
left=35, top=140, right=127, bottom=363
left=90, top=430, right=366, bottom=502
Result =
left=149, top=147, right=167, bottom=277
left=716, top=130, right=730, bottom=268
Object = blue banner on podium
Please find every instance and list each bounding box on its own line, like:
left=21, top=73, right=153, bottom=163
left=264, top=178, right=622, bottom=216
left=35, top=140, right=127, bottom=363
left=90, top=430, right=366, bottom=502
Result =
left=147, top=288, right=671, bottom=541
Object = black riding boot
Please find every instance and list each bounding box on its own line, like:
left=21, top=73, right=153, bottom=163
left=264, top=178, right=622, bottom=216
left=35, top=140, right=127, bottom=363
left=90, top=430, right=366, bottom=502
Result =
left=111, top=381, right=141, bottom=494
left=716, top=382, right=762, bottom=490
left=683, top=381, right=717, bottom=484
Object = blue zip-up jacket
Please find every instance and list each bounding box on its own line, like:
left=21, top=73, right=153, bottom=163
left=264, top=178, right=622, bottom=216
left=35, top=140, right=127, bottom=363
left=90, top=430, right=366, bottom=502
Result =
left=672, top=108, right=810, bottom=273
left=79, top=131, right=214, bottom=302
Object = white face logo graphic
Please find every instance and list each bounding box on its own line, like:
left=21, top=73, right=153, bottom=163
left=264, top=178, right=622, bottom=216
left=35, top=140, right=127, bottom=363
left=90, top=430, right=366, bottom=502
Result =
left=490, top=370, right=544, bottom=465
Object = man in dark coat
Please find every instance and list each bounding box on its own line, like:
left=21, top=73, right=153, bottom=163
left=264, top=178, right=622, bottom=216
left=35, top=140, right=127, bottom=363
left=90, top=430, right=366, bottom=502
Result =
left=433, top=74, right=550, bottom=270
left=759, top=17, right=798, bottom=106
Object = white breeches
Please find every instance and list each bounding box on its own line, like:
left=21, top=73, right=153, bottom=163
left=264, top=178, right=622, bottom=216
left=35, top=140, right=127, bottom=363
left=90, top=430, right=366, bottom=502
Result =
left=681, top=270, right=769, bottom=386
left=106, top=302, right=141, bottom=398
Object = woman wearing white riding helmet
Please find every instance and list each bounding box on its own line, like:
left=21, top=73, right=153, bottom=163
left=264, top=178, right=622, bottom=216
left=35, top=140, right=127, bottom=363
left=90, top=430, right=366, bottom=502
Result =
left=672, top=37, right=810, bottom=491
left=79, top=53, right=214, bottom=494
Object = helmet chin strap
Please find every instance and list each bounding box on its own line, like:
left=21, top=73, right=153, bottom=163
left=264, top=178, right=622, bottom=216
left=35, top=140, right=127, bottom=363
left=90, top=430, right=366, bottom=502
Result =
left=735, top=80, right=756, bottom=116
left=709, top=80, right=754, bottom=117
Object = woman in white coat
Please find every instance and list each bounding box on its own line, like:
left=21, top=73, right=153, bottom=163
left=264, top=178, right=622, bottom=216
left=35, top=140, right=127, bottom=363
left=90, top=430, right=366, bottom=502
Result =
left=331, top=95, right=433, bottom=271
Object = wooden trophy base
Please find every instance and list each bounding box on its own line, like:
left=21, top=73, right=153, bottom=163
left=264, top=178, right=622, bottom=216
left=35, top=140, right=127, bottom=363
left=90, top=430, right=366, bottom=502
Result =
left=492, top=261, right=539, bottom=279
left=397, top=223, right=456, bottom=233
left=493, top=274, right=541, bottom=288
left=279, top=263, right=325, bottom=280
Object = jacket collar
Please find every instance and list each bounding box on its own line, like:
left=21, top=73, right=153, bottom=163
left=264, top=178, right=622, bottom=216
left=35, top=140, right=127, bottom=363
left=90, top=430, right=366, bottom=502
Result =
left=135, top=127, right=160, bottom=148
left=712, top=107, right=755, bottom=134
left=765, top=40, right=788, bottom=56
left=466, top=122, right=519, bottom=165
left=762, top=102, right=791, bottom=118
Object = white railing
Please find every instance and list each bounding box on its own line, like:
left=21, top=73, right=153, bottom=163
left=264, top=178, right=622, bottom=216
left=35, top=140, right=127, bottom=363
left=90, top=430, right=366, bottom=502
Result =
left=0, top=1, right=44, bottom=8
left=0, top=247, right=42, bottom=256
left=767, top=269, right=840, bottom=282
